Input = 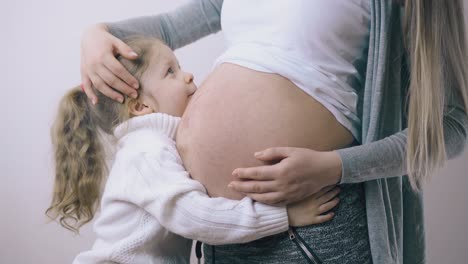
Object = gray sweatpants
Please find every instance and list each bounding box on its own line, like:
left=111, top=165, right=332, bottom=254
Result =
left=203, top=183, right=372, bottom=264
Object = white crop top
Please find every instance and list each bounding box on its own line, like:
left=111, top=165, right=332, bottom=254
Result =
left=214, top=0, right=371, bottom=141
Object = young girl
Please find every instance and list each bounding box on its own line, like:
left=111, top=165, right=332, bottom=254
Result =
left=47, top=36, right=341, bottom=263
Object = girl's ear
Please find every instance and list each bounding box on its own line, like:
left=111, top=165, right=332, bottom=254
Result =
left=128, top=99, right=154, bottom=116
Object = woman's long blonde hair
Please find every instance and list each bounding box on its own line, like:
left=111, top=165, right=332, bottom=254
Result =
left=46, top=36, right=162, bottom=233
left=403, top=0, right=468, bottom=190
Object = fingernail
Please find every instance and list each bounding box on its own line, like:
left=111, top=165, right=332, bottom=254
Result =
left=131, top=93, right=138, bottom=99
left=133, top=83, right=139, bottom=89
left=119, top=97, right=124, bottom=103
left=129, top=51, right=138, bottom=57
left=232, top=170, right=237, bottom=176
left=92, top=98, right=97, bottom=105
left=227, top=183, right=234, bottom=188
left=254, top=152, right=262, bottom=157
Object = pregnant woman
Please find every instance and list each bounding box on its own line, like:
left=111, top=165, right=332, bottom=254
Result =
left=80, top=0, right=468, bottom=263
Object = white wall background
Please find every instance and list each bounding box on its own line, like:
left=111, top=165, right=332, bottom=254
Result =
left=0, top=1, right=467, bottom=263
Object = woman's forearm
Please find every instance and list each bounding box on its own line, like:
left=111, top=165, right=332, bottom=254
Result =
left=105, top=0, right=223, bottom=50
left=336, top=91, right=468, bottom=184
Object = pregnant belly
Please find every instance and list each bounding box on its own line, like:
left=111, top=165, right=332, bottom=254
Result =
left=176, top=63, right=354, bottom=199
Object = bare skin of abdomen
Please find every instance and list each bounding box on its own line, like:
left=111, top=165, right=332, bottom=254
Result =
left=176, top=63, right=354, bottom=200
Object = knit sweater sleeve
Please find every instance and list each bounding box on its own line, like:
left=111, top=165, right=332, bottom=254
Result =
left=130, top=150, right=288, bottom=245
left=337, top=89, right=468, bottom=184
left=105, top=0, right=223, bottom=50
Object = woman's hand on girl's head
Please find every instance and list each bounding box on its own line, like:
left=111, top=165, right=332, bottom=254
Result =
left=80, top=23, right=140, bottom=104
left=228, top=147, right=343, bottom=206
left=287, top=185, right=341, bottom=227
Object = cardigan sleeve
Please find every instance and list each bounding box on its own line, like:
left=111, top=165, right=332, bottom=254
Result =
left=337, top=89, right=468, bottom=184
left=130, top=151, right=288, bottom=245
left=105, top=0, right=223, bottom=50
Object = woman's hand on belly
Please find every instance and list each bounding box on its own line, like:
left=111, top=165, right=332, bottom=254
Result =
left=228, top=147, right=343, bottom=206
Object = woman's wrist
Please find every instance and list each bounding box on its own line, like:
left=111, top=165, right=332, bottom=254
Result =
left=82, top=23, right=109, bottom=41
left=95, top=22, right=109, bottom=32
left=324, top=150, right=343, bottom=185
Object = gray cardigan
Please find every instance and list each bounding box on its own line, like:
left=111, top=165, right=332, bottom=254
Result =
left=107, top=1, right=468, bottom=263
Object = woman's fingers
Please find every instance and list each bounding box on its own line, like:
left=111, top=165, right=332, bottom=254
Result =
left=81, top=52, right=99, bottom=104
left=232, top=165, right=277, bottom=180
left=311, top=212, right=335, bottom=225
left=254, top=147, right=292, bottom=162
left=228, top=180, right=277, bottom=194
left=80, top=72, right=97, bottom=105
left=89, top=72, right=124, bottom=103
left=112, top=36, right=139, bottom=60
left=86, top=55, right=137, bottom=102
left=105, top=55, right=140, bottom=93
left=107, top=36, right=139, bottom=93
left=99, top=61, right=138, bottom=99
left=317, top=187, right=341, bottom=204
left=318, top=197, right=340, bottom=214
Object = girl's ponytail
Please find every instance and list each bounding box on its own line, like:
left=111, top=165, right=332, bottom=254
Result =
left=47, top=87, right=105, bottom=233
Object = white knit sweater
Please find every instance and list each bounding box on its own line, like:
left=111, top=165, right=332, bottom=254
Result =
left=73, top=113, right=289, bottom=264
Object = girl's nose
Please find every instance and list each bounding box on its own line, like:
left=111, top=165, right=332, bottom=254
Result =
left=184, top=72, right=194, bottom=83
